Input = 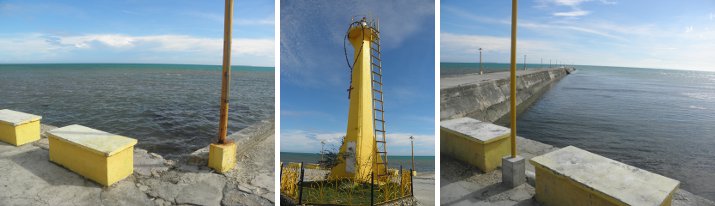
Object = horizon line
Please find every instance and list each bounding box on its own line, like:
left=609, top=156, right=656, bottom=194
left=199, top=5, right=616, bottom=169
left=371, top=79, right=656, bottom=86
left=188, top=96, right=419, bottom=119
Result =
left=280, top=151, right=436, bottom=157
left=440, top=61, right=714, bottom=73
left=0, top=62, right=275, bottom=68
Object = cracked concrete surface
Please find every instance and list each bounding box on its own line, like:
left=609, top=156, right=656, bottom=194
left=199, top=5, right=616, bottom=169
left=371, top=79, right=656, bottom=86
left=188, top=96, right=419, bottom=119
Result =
left=0, top=120, right=274, bottom=206
left=440, top=136, right=715, bottom=206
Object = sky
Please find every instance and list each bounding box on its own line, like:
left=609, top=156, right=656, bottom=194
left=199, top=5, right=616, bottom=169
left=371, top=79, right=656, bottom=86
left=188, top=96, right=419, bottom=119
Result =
left=0, top=0, right=274, bottom=66
left=441, top=0, right=715, bottom=71
left=280, top=0, right=436, bottom=156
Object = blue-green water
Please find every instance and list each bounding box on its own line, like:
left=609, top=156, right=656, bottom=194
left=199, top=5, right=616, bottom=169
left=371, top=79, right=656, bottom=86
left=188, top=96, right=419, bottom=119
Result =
left=0, top=64, right=274, bottom=159
left=280, top=152, right=435, bottom=172
left=512, top=65, right=715, bottom=200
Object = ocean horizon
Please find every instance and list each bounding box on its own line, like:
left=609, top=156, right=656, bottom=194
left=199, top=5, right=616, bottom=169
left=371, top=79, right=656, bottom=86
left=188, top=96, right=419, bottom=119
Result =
left=280, top=152, right=436, bottom=172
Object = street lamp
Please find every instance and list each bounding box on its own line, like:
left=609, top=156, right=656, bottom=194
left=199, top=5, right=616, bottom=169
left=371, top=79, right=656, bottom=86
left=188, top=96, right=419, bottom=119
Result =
left=410, top=136, right=416, bottom=176
left=479, top=48, right=484, bottom=75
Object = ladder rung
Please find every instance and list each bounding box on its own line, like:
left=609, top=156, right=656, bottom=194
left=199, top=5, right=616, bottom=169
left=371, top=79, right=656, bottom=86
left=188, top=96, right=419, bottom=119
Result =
left=372, top=80, right=382, bottom=85
left=374, top=108, right=384, bottom=112
left=377, top=151, right=387, bottom=153
left=374, top=119, right=384, bottom=122
left=373, top=99, right=383, bottom=103
left=376, top=129, right=385, bottom=132
left=376, top=140, right=386, bottom=143
left=371, top=55, right=381, bottom=61
left=373, top=89, right=382, bottom=93
left=372, top=71, right=382, bottom=76
left=371, top=63, right=381, bottom=68
left=371, top=47, right=381, bottom=53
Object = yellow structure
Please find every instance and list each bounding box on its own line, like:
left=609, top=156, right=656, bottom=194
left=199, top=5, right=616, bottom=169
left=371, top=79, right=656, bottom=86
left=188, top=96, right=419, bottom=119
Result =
left=0, top=109, right=42, bottom=146
left=530, top=146, right=679, bottom=206
left=209, top=142, right=237, bottom=173
left=48, top=124, right=137, bottom=186
left=330, top=18, right=386, bottom=182
left=209, top=0, right=237, bottom=173
left=440, top=117, right=511, bottom=172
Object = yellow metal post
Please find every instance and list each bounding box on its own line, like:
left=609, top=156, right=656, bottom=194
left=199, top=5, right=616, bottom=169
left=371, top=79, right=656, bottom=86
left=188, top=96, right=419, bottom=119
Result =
left=330, top=18, right=384, bottom=182
left=218, top=0, right=233, bottom=144
left=509, top=0, right=518, bottom=158
left=209, top=0, right=237, bottom=174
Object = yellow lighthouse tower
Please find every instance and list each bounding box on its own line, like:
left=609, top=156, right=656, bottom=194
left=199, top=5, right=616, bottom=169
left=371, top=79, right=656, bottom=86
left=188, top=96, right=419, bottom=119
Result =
left=330, top=17, right=389, bottom=182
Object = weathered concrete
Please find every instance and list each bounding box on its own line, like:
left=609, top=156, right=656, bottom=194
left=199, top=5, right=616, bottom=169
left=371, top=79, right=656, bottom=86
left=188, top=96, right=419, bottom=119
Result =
left=440, top=68, right=573, bottom=122
left=0, top=119, right=274, bottom=206
left=441, top=117, right=511, bottom=172
left=501, top=156, right=525, bottom=188
left=440, top=135, right=715, bottom=206
left=531, top=146, right=679, bottom=206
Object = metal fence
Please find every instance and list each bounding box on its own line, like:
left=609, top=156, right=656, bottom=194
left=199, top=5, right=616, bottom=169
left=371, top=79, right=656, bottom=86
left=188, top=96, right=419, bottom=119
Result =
left=280, top=162, right=414, bottom=205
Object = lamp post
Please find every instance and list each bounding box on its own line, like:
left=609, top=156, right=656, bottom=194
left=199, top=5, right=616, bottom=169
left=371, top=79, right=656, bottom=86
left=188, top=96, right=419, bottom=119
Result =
left=502, top=0, right=526, bottom=188
left=479, top=48, right=483, bottom=75
left=410, top=136, right=416, bottom=176
left=320, top=140, right=325, bottom=162
left=509, top=0, right=518, bottom=158
left=208, top=0, right=238, bottom=174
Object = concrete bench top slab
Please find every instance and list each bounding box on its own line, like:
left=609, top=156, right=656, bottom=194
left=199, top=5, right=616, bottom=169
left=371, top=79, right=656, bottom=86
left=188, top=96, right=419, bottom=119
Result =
left=0, top=109, right=41, bottom=126
left=47, top=124, right=137, bottom=157
left=530, top=146, right=680, bottom=206
left=441, top=117, right=509, bottom=143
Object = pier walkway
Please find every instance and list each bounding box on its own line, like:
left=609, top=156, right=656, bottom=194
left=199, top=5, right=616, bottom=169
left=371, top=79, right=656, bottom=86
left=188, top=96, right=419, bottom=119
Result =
left=0, top=121, right=275, bottom=206
left=440, top=135, right=715, bottom=206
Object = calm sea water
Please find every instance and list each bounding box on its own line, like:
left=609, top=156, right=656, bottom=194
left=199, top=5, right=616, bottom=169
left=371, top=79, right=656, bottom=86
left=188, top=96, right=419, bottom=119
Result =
left=280, top=152, right=435, bottom=172
left=0, top=64, right=274, bottom=160
left=513, top=65, right=715, bottom=200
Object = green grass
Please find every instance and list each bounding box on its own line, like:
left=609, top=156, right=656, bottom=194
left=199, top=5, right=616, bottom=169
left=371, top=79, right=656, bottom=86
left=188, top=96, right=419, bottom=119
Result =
left=299, top=180, right=410, bottom=205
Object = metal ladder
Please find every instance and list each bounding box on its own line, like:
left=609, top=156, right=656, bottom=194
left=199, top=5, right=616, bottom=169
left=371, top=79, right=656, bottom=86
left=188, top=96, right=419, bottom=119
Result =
left=369, top=19, right=389, bottom=177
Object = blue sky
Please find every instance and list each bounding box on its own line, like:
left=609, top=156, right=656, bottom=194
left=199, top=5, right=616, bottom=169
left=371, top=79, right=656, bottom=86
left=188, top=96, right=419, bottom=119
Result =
left=0, top=0, right=274, bottom=66
left=442, top=0, right=715, bottom=71
left=280, top=0, right=435, bottom=156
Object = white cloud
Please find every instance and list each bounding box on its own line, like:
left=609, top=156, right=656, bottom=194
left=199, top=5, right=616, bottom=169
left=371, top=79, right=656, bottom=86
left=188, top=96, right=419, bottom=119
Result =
left=0, top=33, right=274, bottom=66
left=553, top=9, right=590, bottom=17
left=281, top=129, right=435, bottom=156
left=551, top=0, right=591, bottom=6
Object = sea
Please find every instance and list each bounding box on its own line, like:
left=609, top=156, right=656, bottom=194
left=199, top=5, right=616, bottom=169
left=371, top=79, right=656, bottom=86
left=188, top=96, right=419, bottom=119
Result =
left=444, top=62, right=715, bottom=200
left=280, top=152, right=436, bottom=172
left=0, top=64, right=274, bottom=160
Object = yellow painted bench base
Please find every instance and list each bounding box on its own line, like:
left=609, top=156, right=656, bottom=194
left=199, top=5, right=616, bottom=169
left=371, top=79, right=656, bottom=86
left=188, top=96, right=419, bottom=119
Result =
left=209, top=142, right=237, bottom=173
left=0, top=120, right=41, bottom=146
left=531, top=146, right=679, bottom=206
left=534, top=165, right=676, bottom=206
left=440, top=129, right=511, bottom=172
left=48, top=136, right=134, bottom=186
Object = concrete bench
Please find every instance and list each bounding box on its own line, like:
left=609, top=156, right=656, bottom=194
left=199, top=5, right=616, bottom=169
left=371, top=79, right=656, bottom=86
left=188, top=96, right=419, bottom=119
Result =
left=530, top=146, right=679, bottom=206
left=0, top=109, right=42, bottom=146
left=440, top=117, right=511, bottom=172
left=47, top=124, right=137, bottom=186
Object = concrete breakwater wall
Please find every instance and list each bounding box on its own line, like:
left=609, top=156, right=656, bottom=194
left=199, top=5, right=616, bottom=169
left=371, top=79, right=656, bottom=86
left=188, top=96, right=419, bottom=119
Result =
left=440, top=68, right=573, bottom=123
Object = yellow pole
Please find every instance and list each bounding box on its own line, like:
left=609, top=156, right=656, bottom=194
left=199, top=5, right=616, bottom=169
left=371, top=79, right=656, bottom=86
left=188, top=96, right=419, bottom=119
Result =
left=218, top=0, right=234, bottom=144
left=509, top=0, right=518, bottom=158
